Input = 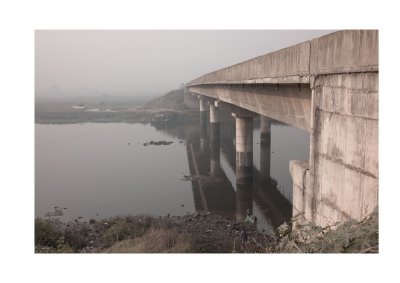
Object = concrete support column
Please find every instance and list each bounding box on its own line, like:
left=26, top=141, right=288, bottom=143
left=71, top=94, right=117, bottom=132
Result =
left=235, top=115, right=253, bottom=184
left=198, top=95, right=208, bottom=124
left=210, top=102, right=219, bottom=123
left=198, top=95, right=208, bottom=152
left=199, top=95, right=208, bottom=112
left=210, top=102, right=220, bottom=177
left=233, top=113, right=254, bottom=221
left=260, top=115, right=271, bottom=181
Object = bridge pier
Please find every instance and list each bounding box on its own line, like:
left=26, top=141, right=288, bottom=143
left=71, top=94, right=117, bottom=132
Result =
left=198, top=95, right=208, bottom=129
left=232, top=112, right=254, bottom=221
left=234, top=114, right=253, bottom=184
left=260, top=115, right=271, bottom=181
left=198, top=95, right=208, bottom=153
left=210, top=102, right=220, bottom=177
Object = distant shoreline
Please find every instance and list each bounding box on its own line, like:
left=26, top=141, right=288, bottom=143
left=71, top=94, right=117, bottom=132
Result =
left=35, top=108, right=199, bottom=125
left=35, top=88, right=199, bottom=125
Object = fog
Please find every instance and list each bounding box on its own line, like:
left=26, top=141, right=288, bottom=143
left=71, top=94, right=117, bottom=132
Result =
left=35, top=30, right=335, bottom=98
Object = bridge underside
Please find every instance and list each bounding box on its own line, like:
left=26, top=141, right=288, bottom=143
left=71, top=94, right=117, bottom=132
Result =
left=188, top=83, right=311, bottom=132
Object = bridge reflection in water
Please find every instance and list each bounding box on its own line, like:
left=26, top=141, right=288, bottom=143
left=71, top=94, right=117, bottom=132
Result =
left=184, top=109, right=293, bottom=235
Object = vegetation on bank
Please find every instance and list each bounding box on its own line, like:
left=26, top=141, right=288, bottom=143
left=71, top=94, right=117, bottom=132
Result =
left=138, top=88, right=188, bottom=111
left=35, top=211, right=272, bottom=253
left=35, top=208, right=378, bottom=253
left=276, top=208, right=378, bottom=253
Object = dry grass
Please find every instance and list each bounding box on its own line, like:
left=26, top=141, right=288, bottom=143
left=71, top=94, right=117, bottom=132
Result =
left=275, top=207, right=378, bottom=253
left=103, top=227, right=192, bottom=253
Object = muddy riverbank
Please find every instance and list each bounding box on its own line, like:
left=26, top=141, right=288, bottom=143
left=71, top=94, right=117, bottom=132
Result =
left=35, top=208, right=378, bottom=253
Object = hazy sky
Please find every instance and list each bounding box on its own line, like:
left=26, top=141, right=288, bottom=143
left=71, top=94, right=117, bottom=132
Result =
left=35, top=30, right=335, bottom=97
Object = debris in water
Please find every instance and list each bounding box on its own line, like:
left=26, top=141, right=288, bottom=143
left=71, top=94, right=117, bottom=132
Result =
left=143, top=140, right=173, bottom=146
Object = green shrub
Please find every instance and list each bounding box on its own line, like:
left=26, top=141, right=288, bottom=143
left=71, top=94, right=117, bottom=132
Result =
left=35, top=218, right=60, bottom=248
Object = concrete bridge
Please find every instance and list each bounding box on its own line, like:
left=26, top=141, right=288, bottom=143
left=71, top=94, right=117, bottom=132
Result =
left=185, top=30, right=378, bottom=226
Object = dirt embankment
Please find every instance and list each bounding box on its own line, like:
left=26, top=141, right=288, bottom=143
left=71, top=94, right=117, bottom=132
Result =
left=137, top=88, right=188, bottom=112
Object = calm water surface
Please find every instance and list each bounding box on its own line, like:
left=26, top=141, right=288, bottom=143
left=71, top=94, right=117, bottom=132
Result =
left=35, top=115, right=309, bottom=234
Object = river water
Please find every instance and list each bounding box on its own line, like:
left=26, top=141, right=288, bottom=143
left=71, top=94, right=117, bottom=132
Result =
left=35, top=113, right=309, bottom=235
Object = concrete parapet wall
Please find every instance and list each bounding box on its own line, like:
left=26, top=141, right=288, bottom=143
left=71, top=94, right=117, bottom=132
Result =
left=187, top=30, right=378, bottom=86
left=310, top=30, right=378, bottom=75
left=188, top=41, right=311, bottom=85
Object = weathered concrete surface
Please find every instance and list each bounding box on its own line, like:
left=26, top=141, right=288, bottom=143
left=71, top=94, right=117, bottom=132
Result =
left=198, top=95, right=208, bottom=112
left=234, top=115, right=253, bottom=184
left=310, top=30, right=378, bottom=75
left=289, top=160, right=310, bottom=223
left=190, top=84, right=311, bottom=131
left=187, top=30, right=377, bottom=86
left=209, top=103, right=219, bottom=123
left=309, top=72, right=378, bottom=226
left=210, top=102, right=220, bottom=177
left=188, top=41, right=311, bottom=85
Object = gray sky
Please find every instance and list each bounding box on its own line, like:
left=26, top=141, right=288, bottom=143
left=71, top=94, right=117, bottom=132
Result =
left=35, top=30, right=335, bottom=97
